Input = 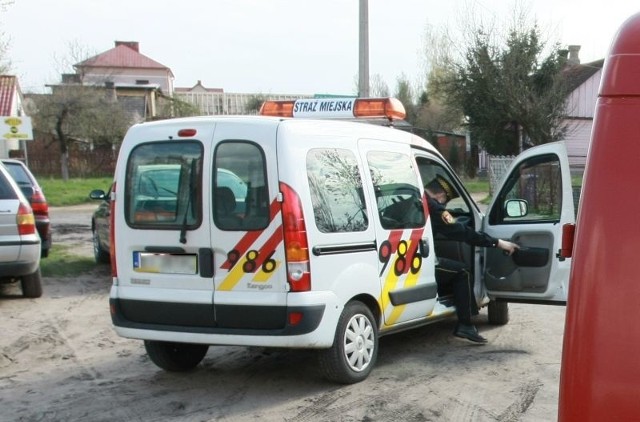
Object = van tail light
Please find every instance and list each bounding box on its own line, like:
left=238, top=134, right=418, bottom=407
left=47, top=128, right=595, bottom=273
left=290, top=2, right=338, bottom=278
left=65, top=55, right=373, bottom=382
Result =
left=109, top=183, right=117, bottom=277
left=559, top=223, right=575, bottom=259
left=29, top=190, right=49, bottom=218
left=279, top=182, right=311, bottom=292
left=17, top=202, right=36, bottom=235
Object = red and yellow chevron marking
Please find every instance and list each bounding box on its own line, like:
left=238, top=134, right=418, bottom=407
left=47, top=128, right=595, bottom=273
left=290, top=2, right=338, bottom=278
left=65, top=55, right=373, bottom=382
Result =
left=380, top=227, right=425, bottom=324
left=218, top=198, right=283, bottom=291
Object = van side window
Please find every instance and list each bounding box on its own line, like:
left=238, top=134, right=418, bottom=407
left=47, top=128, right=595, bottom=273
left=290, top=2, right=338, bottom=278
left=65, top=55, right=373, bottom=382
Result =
left=214, top=142, right=269, bottom=230
left=307, top=148, right=368, bottom=233
left=489, top=153, right=562, bottom=224
left=367, top=151, right=425, bottom=230
left=125, top=141, right=202, bottom=228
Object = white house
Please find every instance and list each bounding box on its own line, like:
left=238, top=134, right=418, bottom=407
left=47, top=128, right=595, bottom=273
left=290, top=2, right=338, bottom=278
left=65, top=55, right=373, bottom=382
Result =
left=562, top=46, right=604, bottom=170
left=0, top=75, right=27, bottom=159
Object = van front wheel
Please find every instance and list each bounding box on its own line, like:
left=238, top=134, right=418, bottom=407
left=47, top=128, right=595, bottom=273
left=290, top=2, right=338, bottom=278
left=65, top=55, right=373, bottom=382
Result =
left=144, top=340, right=209, bottom=371
left=488, top=300, right=509, bottom=325
left=318, top=301, right=378, bottom=384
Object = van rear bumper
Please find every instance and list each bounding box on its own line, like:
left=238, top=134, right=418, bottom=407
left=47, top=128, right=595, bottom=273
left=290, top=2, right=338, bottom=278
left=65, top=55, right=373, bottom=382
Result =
left=110, top=297, right=325, bottom=337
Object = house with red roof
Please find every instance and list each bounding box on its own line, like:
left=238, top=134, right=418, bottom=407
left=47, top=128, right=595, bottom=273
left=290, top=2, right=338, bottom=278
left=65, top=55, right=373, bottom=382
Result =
left=70, top=41, right=174, bottom=120
left=0, top=75, right=28, bottom=159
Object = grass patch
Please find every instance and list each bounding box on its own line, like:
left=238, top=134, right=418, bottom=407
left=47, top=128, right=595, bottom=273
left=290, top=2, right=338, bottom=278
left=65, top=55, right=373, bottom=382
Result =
left=39, top=177, right=112, bottom=207
left=461, top=178, right=490, bottom=194
left=41, top=245, right=98, bottom=277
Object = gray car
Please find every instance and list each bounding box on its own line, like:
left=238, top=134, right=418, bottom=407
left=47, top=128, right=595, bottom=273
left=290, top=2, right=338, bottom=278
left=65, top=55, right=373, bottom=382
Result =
left=0, top=162, right=42, bottom=297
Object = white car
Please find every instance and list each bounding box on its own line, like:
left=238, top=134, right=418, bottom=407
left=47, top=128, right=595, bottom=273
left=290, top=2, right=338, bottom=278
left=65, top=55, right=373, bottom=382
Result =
left=0, top=162, right=42, bottom=297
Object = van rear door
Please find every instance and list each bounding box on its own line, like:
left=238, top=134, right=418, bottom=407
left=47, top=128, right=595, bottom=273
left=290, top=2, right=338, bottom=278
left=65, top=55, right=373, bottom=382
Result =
left=482, top=142, right=575, bottom=303
left=209, top=121, right=290, bottom=329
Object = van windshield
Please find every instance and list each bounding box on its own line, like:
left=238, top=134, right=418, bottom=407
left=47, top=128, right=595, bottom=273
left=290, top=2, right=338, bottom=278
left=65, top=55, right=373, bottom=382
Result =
left=125, top=141, right=203, bottom=229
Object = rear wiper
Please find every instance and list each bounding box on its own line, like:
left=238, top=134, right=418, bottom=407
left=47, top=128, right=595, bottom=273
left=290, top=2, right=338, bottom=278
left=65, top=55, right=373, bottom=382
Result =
left=179, top=160, right=198, bottom=244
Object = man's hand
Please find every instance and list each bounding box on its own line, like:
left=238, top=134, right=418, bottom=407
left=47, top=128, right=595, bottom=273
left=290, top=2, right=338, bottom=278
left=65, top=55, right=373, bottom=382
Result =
left=497, top=239, right=519, bottom=256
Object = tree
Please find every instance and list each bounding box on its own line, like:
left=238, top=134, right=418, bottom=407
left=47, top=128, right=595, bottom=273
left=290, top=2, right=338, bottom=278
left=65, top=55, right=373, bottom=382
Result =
left=245, top=94, right=267, bottom=114
left=31, top=85, right=132, bottom=180
left=437, top=11, right=569, bottom=155
left=393, top=74, right=417, bottom=124
left=0, top=1, right=14, bottom=74
left=158, top=95, right=201, bottom=118
left=414, top=24, right=465, bottom=135
left=369, top=74, right=390, bottom=98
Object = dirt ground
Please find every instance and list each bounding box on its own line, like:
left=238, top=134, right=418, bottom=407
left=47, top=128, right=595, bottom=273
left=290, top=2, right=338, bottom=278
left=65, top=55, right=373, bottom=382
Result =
left=0, top=205, right=566, bottom=421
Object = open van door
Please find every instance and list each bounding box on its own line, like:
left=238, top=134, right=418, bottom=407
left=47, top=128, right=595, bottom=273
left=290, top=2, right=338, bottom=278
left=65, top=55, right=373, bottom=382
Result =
left=482, top=142, right=575, bottom=304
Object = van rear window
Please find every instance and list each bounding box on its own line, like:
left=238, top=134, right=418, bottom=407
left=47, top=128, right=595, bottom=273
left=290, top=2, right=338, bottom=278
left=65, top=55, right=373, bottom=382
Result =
left=125, top=141, right=203, bottom=229
left=213, top=141, right=269, bottom=231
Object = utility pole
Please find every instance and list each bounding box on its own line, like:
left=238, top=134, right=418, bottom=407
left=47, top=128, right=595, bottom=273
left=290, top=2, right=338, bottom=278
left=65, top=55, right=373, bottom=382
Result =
left=358, top=0, right=370, bottom=97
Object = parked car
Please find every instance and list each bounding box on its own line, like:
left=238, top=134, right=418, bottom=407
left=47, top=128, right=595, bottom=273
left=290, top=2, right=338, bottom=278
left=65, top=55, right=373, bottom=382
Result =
left=1, top=159, right=51, bottom=258
left=0, top=161, right=42, bottom=297
left=89, top=185, right=112, bottom=264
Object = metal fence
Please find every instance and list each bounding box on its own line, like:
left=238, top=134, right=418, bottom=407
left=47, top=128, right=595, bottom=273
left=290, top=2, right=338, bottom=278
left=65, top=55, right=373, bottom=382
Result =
left=487, top=155, right=515, bottom=195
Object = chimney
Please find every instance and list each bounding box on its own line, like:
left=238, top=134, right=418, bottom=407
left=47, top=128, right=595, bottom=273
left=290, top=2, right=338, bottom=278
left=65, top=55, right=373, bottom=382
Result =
left=115, top=41, right=139, bottom=52
left=568, top=45, right=581, bottom=65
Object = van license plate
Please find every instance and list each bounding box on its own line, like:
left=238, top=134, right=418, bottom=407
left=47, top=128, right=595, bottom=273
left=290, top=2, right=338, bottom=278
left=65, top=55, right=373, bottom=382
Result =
left=133, top=252, right=198, bottom=275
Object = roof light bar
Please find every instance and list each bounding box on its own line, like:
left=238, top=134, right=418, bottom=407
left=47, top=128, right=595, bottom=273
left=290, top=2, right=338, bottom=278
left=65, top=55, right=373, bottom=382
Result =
left=259, top=97, right=406, bottom=121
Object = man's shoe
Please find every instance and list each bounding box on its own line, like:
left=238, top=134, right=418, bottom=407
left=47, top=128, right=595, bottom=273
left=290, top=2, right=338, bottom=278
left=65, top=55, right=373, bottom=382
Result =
left=454, top=324, right=488, bottom=344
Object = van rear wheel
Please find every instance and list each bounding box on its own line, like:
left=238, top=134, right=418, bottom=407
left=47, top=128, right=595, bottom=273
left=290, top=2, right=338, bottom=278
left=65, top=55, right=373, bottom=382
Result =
left=318, top=301, right=378, bottom=384
left=144, top=340, right=208, bottom=371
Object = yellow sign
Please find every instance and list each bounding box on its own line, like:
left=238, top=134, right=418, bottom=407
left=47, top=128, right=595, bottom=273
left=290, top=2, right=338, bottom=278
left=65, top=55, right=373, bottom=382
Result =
left=1, top=116, right=33, bottom=141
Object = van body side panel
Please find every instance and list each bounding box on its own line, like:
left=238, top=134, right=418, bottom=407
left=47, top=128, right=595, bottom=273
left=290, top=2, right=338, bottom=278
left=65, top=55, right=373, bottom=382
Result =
left=559, top=14, right=640, bottom=419
left=276, top=123, right=382, bottom=314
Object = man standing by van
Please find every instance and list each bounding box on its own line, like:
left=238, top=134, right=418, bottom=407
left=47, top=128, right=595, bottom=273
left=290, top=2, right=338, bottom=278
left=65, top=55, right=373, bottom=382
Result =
left=425, top=176, right=519, bottom=343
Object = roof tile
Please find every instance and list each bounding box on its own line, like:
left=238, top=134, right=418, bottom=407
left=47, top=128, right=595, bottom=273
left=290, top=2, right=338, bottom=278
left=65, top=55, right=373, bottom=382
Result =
left=75, top=44, right=169, bottom=71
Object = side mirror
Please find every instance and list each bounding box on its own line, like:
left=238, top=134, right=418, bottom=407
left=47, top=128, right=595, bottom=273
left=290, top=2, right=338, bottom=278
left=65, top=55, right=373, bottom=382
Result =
left=89, top=189, right=107, bottom=201
left=505, top=199, right=528, bottom=218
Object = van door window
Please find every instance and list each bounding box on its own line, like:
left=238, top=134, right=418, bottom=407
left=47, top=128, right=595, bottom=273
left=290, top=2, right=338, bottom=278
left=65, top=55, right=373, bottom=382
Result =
left=489, top=154, right=562, bottom=224
left=367, top=151, right=425, bottom=230
left=306, top=148, right=368, bottom=233
left=125, top=141, right=202, bottom=228
left=214, top=142, right=268, bottom=230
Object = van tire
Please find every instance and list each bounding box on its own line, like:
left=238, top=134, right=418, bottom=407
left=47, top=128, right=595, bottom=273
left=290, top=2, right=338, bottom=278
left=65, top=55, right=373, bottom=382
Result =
left=144, top=340, right=209, bottom=372
left=318, top=301, right=378, bottom=384
left=21, top=269, right=43, bottom=298
left=488, top=300, right=509, bottom=325
left=92, top=229, right=110, bottom=264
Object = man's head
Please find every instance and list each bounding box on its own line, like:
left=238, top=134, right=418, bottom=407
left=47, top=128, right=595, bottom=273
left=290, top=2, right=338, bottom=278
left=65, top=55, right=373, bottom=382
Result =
left=426, top=175, right=459, bottom=204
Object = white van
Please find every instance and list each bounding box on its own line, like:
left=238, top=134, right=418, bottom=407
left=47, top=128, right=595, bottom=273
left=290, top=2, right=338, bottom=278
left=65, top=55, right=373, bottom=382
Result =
left=109, top=97, right=574, bottom=383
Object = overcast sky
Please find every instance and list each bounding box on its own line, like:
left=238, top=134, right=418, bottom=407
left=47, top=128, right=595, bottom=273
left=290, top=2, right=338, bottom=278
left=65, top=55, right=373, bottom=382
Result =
left=3, top=0, right=639, bottom=95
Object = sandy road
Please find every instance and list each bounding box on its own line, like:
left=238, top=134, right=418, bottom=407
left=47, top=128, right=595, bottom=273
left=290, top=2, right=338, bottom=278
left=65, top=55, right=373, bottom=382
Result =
left=0, top=204, right=566, bottom=421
